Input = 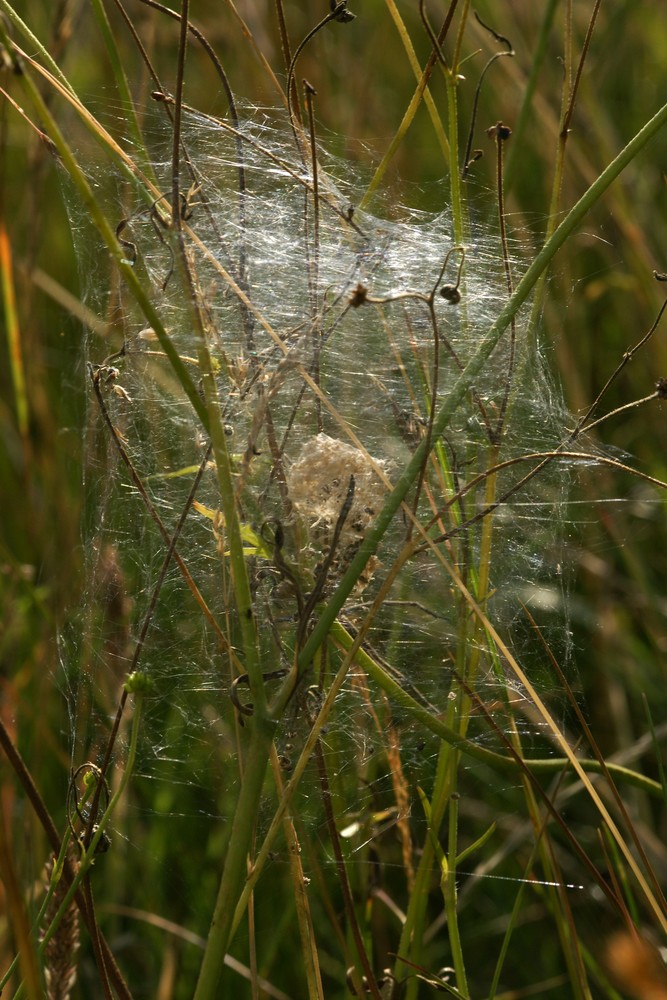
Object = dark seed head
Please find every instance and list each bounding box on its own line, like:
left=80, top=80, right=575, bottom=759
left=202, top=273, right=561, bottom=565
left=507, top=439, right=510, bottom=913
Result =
left=440, top=284, right=461, bottom=305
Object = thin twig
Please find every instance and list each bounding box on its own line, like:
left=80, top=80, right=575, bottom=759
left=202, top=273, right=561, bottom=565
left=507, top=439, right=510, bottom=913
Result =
left=314, top=737, right=384, bottom=1000
left=296, top=475, right=356, bottom=648
left=137, top=0, right=256, bottom=352
left=489, top=121, right=516, bottom=443
left=560, top=0, right=602, bottom=139
left=418, top=0, right=459, bottom=69
left=275, top=0, right=300, bottom=125
left=0, top=719, right=135, bottom=1000
left=286, top=4, right=356, bottom=131
left=574, top=296, right=667, bottom=432
left=462, top=13, right=514, bottom=179
left=87, top=366, right=219, bottom=828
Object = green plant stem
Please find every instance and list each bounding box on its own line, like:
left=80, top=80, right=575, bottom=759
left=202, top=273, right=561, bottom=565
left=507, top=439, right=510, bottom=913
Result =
left=529, top=0, right=601, bottom=326
left=442, top=779, right=469, bottom=998
left=314, top=738, right=383, bottom=1000
left=192, top=714, right=277, bottom=1000
left=270, top=748, right=324, bottom=1000
left=360, top=2, right=458, bottom=209
left=223, top=561, right=660, bottom=972
left=397, top=748, right=455, bottom=999
left=331, top=622, right=661, bottom=796
left=503, top=0, right=559, bottom=192
left=12, top=42, right=267, bottom=913
left=446, top=65, right=466, bottom=246
left=384, top=0, right=449, bottom=161
left=229, top=644, right=361, bottom=941
left=396, top=583, right=469, bottom=1000
left=90, top=0, right=156, bottom=182
left=0, top=0, right=76, bottom=96
left=166, top=3, right=269, bottom=988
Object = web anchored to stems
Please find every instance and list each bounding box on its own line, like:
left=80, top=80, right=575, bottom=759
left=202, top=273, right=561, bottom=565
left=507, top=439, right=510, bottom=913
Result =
left=57, top=86, right=667, bottom=1000
left=3, top=4, right=667, bottom=998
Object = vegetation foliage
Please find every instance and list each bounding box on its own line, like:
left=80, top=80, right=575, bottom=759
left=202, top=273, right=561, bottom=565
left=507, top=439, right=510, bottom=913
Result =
left=1, top=3, right=667, bottom=998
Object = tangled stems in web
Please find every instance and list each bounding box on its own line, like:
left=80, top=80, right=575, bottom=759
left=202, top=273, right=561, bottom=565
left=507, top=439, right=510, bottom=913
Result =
left=61, top=86, right=667, bottom=996
left=71, top=92, right=667, bottom=796
left=80, top=104, right=564, bottom=679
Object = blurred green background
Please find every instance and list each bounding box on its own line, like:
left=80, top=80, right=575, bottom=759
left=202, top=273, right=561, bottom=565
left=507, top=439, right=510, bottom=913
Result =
left=2, top=3, right=667, bottom=997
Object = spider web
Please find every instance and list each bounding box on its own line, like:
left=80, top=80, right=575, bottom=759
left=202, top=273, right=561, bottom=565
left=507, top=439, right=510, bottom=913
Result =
left=58, top=97, right=600, bottom=983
